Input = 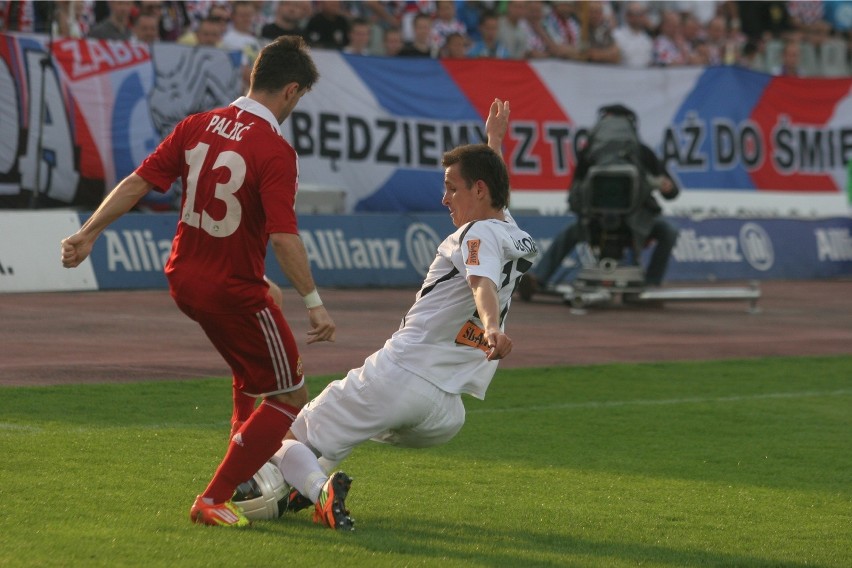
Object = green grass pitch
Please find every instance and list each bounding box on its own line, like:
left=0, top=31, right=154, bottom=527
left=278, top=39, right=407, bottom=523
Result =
left=0, top=355, right=850, bottom=567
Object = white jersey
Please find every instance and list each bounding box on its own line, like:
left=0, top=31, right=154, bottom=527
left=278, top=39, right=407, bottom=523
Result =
left=383, top=211, right=537, bottom=399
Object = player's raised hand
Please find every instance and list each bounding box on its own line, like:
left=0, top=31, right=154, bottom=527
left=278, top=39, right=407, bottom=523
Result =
left=486, top=98, right=510, bottom=155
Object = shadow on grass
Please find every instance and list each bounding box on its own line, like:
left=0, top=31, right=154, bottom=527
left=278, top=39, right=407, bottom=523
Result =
left=272, top=514, right=818, bottom=568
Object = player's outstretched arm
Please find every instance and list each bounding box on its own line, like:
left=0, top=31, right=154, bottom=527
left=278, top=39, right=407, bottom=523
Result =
left=486, top=98, right=510, bottom=159
left=469, top=275, right=512, bottom=361
left=61, top=173, right=152, bottom=268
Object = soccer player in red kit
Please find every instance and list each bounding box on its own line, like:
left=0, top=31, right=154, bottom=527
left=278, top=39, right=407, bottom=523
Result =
left=60, top=36, right=335, bottom=527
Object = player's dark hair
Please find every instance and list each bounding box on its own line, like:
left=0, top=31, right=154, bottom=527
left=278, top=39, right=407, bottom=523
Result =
left=442, top=144, right=510, bottom=210
left=251, top=35, right=319, bottom=93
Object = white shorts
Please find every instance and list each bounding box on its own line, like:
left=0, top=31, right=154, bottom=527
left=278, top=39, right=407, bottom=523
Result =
left=289, top=350, right=465, bottom=463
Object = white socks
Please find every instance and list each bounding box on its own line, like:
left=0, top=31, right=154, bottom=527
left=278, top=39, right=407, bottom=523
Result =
left=317, top=456, right=340, bottom=474
left=274, top=439, right=327, bottom=503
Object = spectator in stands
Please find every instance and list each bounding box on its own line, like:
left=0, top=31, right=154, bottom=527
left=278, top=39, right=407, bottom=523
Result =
left=88, top=0, right=133, bottom=40
left=260, top=0, right=305, bottom=43
left=187, top=15, right=225, bottom=48
left=467, top=11, right=510, bottom=59
left=584, top=0, right=620, bottom=64
left=613, top=1, right=653, bottom=68
left=146, top=1, right=190, bottom=43
left=208, top=2, right=231, bottom=27
left=53, top=0, right=88, bottom=39
left=291, top=0, right=314, bottom=30
left=221, top=1, right=261, bottom=60
left=677, top=0, right=719, bottom=28
left=787, top=0, right=826, bottom=38
left=704, top=15, right=740, bottom=66
left=4, top=0, right=63, bottom=33
left=344, top=17, right=373, bottom=55
left=382, top=26, right=404, bottom=57
left=737, top=1, right=791, bottom=43
left=535, top=0, right=583, bottom=60
left=304, top=0, right=350, bottom=50
left=441, top=31, right=468, bottom=58
left=737, top=37, right=763, bottom=69
left=772, top=39, right=803, bottom=76
left=177, top=3, right=229, bottom=47
left=364, top=0, right=404, bottom=34
left=131, top=12, right=160, bottom=45
left=652, top=10, right=692, bottom=66
left=362, top=0, right=406, bottom=54
left=221, top=1, right=262, bottom=94
left=399, top=12, right=433, bottom=57
left=522, top=1, right=551, bottom=59
left=456, top=0, right=487, bottom=41
left=823, top=1, right=852, bottom=37
left=681, top=12, right=707, bottom=63
left=431, top=0, right=468, bottom=56
left=497, top=1, right=530, bottom=60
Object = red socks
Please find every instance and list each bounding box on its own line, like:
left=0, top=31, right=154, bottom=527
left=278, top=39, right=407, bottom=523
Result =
left=230, top=384, right=256, bottom=438
left=202, top=399, right=299, bottom=504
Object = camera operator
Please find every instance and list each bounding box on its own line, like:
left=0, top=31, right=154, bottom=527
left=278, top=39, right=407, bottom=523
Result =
left=518, top=104, right=679, bottom=301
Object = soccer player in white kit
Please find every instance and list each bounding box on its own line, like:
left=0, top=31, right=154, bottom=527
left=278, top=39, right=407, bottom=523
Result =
left=272, top=99, right=537, bottom=530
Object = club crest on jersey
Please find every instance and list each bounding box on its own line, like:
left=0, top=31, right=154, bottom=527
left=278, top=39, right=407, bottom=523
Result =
left=466, top=239, right=481, bottom=265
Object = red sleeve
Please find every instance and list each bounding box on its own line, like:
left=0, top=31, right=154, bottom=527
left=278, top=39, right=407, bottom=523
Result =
left=135, top=119, right=188, bottom=192
left=260, top=142, right=299, bottom=235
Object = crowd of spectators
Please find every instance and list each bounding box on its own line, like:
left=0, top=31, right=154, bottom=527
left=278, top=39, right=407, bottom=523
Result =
left=2, top=1, right=851, bottom=76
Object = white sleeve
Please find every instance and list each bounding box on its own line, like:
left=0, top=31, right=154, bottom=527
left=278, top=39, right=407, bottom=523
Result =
left=460, top=223, right=503, bottom=287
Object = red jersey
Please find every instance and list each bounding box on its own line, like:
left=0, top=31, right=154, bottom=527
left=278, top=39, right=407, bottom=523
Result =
left=136, top=98, right=299, bottom=313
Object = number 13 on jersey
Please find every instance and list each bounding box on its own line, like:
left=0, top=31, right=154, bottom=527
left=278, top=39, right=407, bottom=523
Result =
left=181, top=142, right=246, bottom=238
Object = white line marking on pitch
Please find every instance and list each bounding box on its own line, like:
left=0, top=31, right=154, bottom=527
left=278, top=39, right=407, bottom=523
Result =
left=468, top=389, right=852, bottom=414
left=2, top=390, right=849, bottom=430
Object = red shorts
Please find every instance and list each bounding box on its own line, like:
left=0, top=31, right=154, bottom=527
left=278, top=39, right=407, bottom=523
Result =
left=176, top=300, right=304, bottom=397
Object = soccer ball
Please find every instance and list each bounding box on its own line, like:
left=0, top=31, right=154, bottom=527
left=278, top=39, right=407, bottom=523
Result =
left=232, top=461, right=290, bottom=521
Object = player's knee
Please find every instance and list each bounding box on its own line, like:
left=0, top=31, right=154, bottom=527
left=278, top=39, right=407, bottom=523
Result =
left=270, top=384, right=309, bottom=409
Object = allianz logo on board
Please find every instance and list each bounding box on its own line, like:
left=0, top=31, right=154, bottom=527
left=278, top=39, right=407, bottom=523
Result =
left=104, top=230, right=172, bottom=271
left=672, top=222, right=775, bottom=271
left=405, top=223, right=442, bottom=277
left=300, top=223, right=442, bottom=275
left=815, top=228, right=852, bottom=261
left=102, top=225, right=444, bottom=274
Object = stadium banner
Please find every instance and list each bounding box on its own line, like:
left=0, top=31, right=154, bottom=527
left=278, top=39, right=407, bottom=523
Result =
left=2, top=33, right=851, bottom=217
left=0, top=32, right=243, bottom=210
